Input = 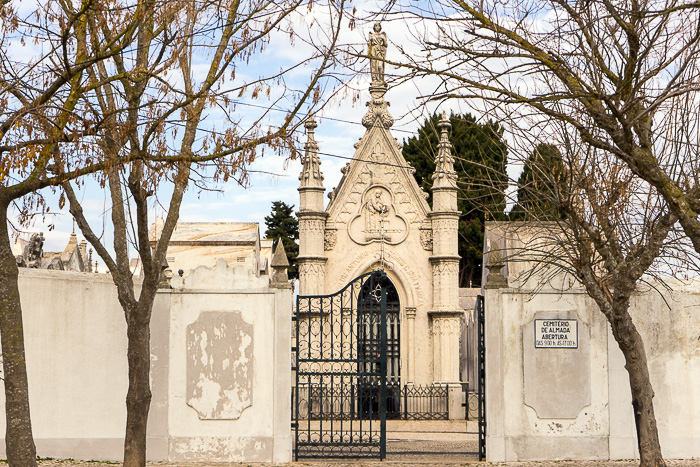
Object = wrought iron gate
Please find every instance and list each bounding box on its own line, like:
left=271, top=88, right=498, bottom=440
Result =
left=476, top=294, right=486, bottom=460
left=293, top=271, right=389, bottom=460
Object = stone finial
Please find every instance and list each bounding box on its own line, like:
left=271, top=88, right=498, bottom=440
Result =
left=158, top=257, right=173, bottom=289
left=270, top=240, right=292, bottom=288
left=484, top=247, right=508, bottom=289
left=432, top=113, right=457, bottom=188
left=299, top=118, right=324, bottom=188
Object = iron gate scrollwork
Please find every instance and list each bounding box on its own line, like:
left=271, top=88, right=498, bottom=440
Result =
left=293, top=271, right=389, bottom=460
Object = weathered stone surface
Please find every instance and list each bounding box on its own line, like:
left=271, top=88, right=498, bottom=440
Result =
left=186, top=311, right=254, bottom=420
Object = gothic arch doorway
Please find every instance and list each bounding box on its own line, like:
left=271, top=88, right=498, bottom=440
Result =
left=357, top=276, right=401, bottom=418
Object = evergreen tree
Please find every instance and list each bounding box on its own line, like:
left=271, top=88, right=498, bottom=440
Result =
left=510, top=144, right=568, bottom=221
left=264, top=201, right=299, bottom=279
left=403, top=113, right=508, bottom=287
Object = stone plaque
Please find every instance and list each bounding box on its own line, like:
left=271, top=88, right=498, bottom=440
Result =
left=535, top=319, right=578, bottom=348
left=524, top=312, right=590, bottom=419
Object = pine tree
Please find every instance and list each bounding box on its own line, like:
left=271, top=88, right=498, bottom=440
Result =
left=403, top=113, right=508, bottom=287
left=510, top=144, right=568, bottom=221
left=264, top=201, right=299, bottom=279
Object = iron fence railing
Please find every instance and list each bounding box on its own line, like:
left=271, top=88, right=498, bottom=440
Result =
left=294, top=382, right=449, bottom=421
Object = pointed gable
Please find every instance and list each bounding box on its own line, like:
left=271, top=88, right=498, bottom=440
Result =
left=326, top=124, right=431, bottom=231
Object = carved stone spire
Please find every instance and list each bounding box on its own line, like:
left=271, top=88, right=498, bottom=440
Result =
left=433, top=113, right=457, bottom=189
left=362, top=22, right=394, bottom=129
left=428, top=112, right=461, bottom=385
left=297, top=117, right=327, bottom=295
left=299, top=118, right=324, bottom=188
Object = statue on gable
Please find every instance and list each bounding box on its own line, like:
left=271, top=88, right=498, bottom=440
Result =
left=368, top=22, right=388, bottom=86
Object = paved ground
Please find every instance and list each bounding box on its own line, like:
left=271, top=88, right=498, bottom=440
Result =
left=35, top=459, right=700, bottom=466
left=32, top=421, right=699, bottom=466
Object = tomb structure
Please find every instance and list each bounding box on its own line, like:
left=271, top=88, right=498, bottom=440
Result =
left=297, top=23, right=465, bottom=406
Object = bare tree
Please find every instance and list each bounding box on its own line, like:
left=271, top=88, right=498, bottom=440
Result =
left=59, top=1, right=346, bottom=465
left=366, top=2, right=700, bottom=465
left=495, top=125, right=691, bottom=467
left=389, top=0, right=700, bottom=253
left=0, top=2, right=144, bottom=464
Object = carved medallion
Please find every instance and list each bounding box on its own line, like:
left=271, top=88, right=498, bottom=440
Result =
left=348, top=185, right=408, bottom=245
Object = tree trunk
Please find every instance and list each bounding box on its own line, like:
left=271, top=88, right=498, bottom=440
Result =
left=123, top=302, right=152, bottom=467
left=0, top=201, right=38, bottom=467
left=610, top=309, right=666, bottom=467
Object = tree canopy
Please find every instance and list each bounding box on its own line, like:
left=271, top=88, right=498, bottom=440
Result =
left=383, top=1, right=700, bottom=464
left=0, top=0, right=345, bottom=465
left=265, top=201, right=299, bottom=280
left=402, top=112, right=507, bottom=287
left=510, top=144, right=567, bottom=221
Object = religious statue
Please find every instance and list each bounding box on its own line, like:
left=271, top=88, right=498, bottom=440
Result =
left=348, top=187, right=409, bottom=245
left=365, top=189, right=389, bottom=234
left=368, top=22, right=387, bottom=85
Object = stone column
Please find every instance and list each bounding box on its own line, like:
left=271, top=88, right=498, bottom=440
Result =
left=270, top=243, right=293, bottom=462
left=406, top=307, right=416, bottom=384
left=428, top=115, right=463, bottom=419
left=429, top=115, right=460, bottom=313
left=484, top=248, right=507, bottom=461
left=297, top=118, right=327, bottom=296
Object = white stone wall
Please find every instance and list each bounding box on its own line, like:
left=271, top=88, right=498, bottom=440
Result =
left=166, top=259, right=292, bottom=462
left=485, top=278, right=700, bottom=461
left=0, top=269, right=136, bottom=460
left=0, top=262, right=292, bottom=462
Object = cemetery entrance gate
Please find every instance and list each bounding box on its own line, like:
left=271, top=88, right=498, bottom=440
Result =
left=293, top=271, right=390, bottom=460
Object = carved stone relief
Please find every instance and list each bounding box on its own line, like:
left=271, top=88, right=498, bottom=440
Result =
left=432, top=316, right=461, bottom=336
left=383, top=167, right=421, bottom=224
left=324, top=228, right=337, bottom=250
left=299, top=218, right=326, bottom=233
left=431, top=261, right=459, bottom=277
left=334, top=139, right=428, bottom=228
left=335, top=246, right=425, bottom=307
left=362, top=99, right=394, bottom=129
left=337, top=164, right=373, bottom=224
left=432, top=217, right=458, bottom=233
left=348, top=185, right=408, bottom=245
left=186, top=311, right=253, bottom=420
left=420, top=229, right=433, bottom=251
left=299, top=261, right=326, bottom=276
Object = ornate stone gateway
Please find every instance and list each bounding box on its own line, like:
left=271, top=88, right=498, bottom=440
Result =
left=297, top=20, right=473, bottom=436
left=293, top=271, right=391, bottom=460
